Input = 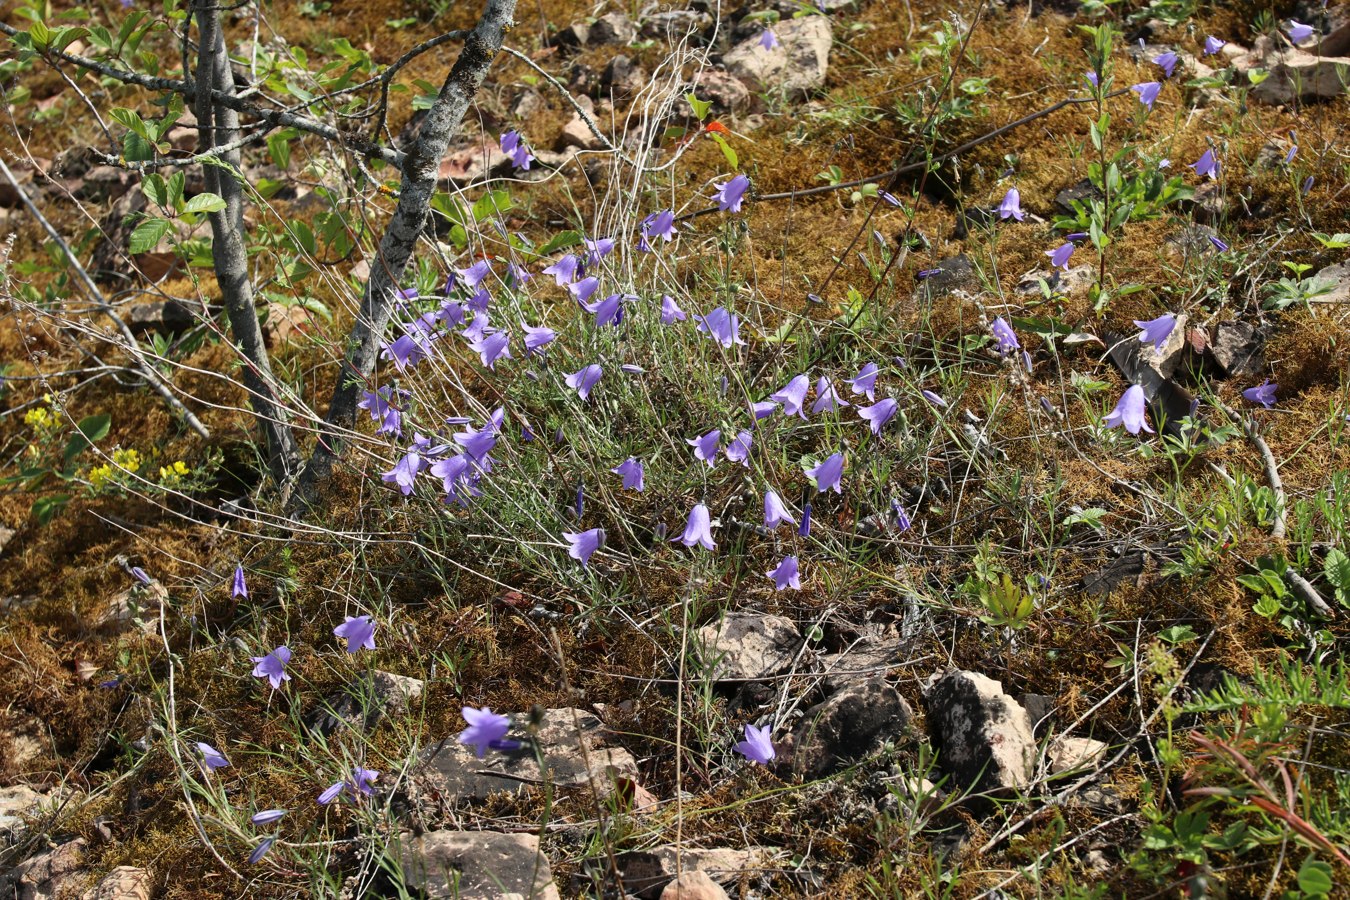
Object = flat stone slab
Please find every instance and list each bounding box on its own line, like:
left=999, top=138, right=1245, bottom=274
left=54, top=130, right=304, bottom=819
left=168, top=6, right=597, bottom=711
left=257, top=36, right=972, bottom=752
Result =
left=399, top=830, right=559, bottom=900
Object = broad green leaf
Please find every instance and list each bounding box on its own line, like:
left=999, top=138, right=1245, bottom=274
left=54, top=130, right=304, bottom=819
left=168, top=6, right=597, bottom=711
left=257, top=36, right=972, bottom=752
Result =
left=1297, top=857, right=1333, bottom=897
left=109, top=107, right=151, bottom=140
left=183, top=192, right=226, bottom=214
left=63, top=414, right=111, bottom=467
left=472, top=189, right=513, bottom=222
left=142, top=173, right=169, bottom=209
left=536, top=229, right=582, bottom=256
left=684, top=92, right=712, bottom=121
left=708, top=132, right=738, bottom=170
left=129, top=217, right=172, bottom=254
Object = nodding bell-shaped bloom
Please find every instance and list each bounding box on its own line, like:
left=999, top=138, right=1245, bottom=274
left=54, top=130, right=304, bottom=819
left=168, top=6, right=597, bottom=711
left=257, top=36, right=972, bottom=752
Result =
left=798, top=502, right=812, bottom=537
left=1153, top=50, right=1178, bottom=78
left=382, top=437, right=428, bottom=496
left=565, top=364, right=603, bottom=400
left=998, top=187, right=1024, bottom=221
left=921, top=389, right=947, bottom=409
left=1046, top=242, right=1075, bottom=271
left=567, top=276, right=601, bottom=305
left=333, top=614, right=376, bottom=653
left=543, top=254, right=579, bottom=285
left=771, top=374, right=811, bottom=418
left=892, top=499, right=912, bottom=532
left=250, top=646, right=292, bottom=690
left=848, top=362, right=880, bottom=401
left=752, top=400, right=777, bottom=420
left=688, top=428, right=722, bottom=468
left=991, top=317, right=1021, bottom=354
left=523, top=323, right=557, bottom=355
left=564, top=528, right=605, bottom=568
left=381, top=333, right=429, bottom=372
left=583, top=237, right=616, bottom=266
left=735, top=723, right=776, bottom=764
left=1191, top=148, right=1219, bottom=180
left=1243, top=381, right=1278, bottom=409
left=807, top=452, right=845, bottom=494
left=758, top=28, right=779, bottom=51
left=858, top=398, right=898, bottom=435
left=1134, top=313, right=1177, bottom=352
left=458, top=706, right=511, bottom=759
left=1203, top=35, right=1226, bottom=56
left=660, top=295, right=687, bottom=324
left=1104, top=384, right=1154, bottom=435
left=317, top=780, right=345, bottom=805
left=197, top=741, right=230, bottom=770
left=811, top=377, right=850, bottom=414
left=724, top=430, right=753, bottom=466
left=232, top=564, right=248, bottom=599
left=764, top=490, right=797, bottom=528
left=359, top=387, right=404, bottom=437
left=350, top=767, right=379, bottom=797
left=696, top=307, right=746, bottom=348
left=459, top=260, right=492, bottom=290
left=1085, top=70, right=1100, bottom=89
left=612, top=458, right=644, bottom=491
left=642, top=209, right=677, bottom=244
left=714, top=174, right=751, bottom=213
left=131, top=566, right=151, bottom=584
left=470, top=330, right=512, bottom=370
left=675, top=503, right=715, bottom=550
left=1286, top=20, right=1314, bottom=44
left=767, top=556, right=801, bottom=591
left=584, top=293, right=627, bottom=328
left=1131, top=81, right=1161, bottom=109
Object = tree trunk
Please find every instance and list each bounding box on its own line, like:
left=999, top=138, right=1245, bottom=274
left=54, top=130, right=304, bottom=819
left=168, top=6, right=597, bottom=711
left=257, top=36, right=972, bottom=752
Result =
left=193, top=0, right=300, bottom=484
left=290, top=0, right=517, bottom=511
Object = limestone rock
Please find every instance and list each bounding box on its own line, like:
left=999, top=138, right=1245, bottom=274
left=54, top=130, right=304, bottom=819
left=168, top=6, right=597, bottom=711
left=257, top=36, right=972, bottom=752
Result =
left=676, top=69, right=751, bottom=119
left=127, top=300, right=196, bottom=335
left=660, top=870, right=729, bottom=900
left=1309, top=258, right=1350, bottom=306
left=0, top=784, right=43, bottom=840
left=913, top=255, right=976, bottom=302
left=399, top=830, right=559, bottom=900
left=1048, top=736, right=1108, bottom=774
left=1015, top=264, right=1095, bottom=297
left=80, top=866, right=151, bottom=900
left=1232, top=30, right=1350, bottom=105
left=98, top=578, right=170, bottom=635
left=0, top=838, right=88, bottom=900
left=924, top=670, right=1036, bottom=792
left=695, top=613, right=802, bottom=683
left=305, top=670, right=425, bottom=736
left=436, top=139, right=512, bottom=188
left=589, top=11, right=637, bottom=46
left=618, top=846, right=776, bottom=900
left=787, top=677, right=912, bottom=779
left=724, top=15, right=832, bottom=97
left=1210, top=321, right=1266, bottom=377
left=418, top=707, right=640, bottom=802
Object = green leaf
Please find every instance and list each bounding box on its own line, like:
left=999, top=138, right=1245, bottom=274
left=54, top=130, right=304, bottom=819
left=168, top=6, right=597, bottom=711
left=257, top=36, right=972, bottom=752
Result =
left=62, top=414, right=111, bottom=467
left=536, top=229, right=582, bottom=256
left=1325, top=548, right=1350, bottom=605
left=267, top=132, right=292, bottom=170
left=708, top=132, right=738, bottom=170
left=183, top=192, right=226, bottom=214
left=129, top=217, right=172, bottom=254
left=684, top=92, right=712, bottom=121
left=28, top=20, right=54, bottom=51
left=142, top=173, right=169, bottom=209
left=32, top=494, right=71, bottom=525
left=109, top=107, right=151, bottom=140
left=472, top=189, right=514, bottom=222
left=168, top=171, right=185, bottom=210
left=1297, top=857, right=1333, bottom=897
left=1061, top=507, right=1108, bottom=531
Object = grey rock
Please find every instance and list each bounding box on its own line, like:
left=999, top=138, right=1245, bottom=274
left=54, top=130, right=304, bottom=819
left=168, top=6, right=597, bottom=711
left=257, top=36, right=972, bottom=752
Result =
left=660, top=870, right=729, bottom=900
left=0, top=784, right=43, bottom=841
left=1015, top=264, right=1095, bottom=297
left=817, top=642, right=901, bottom=692
left=1310, top=258, right=1350, bottom=306
left=557, top=114, right=608, bottom=152
left=589, top=11, right=637, bottom=45
left=1054, top=178, right=1100, bottom=214
left=1019, top=693, right=1056, bottom=737
left=512, top=89, right=545, bottom=120
left=787, top=677, right=912, bottom=779
left=436, top=138, right=512, bottom=188
left=0, top=525, right=16, bottom=558
left=602, top=55, right=645, bottom=97
left=305, top=670, right=424, bottom=736
left=553, top=21, right=590, bottom=49
left=641, top=10, right=712, bottom=41
left=695, top=613, right=802, bottom=683
left=1210, top=321, right=1265, bottom=377
left=1232, top=31, right=1350, bottom=105
left=0, top=838, right=87, bottom=900
left=924, top=670, right=1036, bottom=792
left=913, top=255, right=976, bottom=302
left=1189, top=182, right=1223, bottom=223
left=80, top=866, right=151, bottom=900
left=398, top=830, right=559, bottom=900
left=418, top=707, right=640, bottom=802
left=1048, top=736, right=1108, bottom=774
left=617, top=846, right=776, bottom=900
left=127, top=300, right=196, bottom=335
left=724, top=15, right=832, bottom=97
left=676, top=69, right=751, bottom=119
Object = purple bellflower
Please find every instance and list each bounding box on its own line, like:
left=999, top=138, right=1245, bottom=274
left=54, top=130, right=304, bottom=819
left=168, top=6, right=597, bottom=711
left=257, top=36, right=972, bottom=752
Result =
left=470, top=329, right=512, bottom=370
left=1203, top=35, right=1226, bottom=56
left=1286, top=20, right=1315, bottom=44
left=799, top=502, right=812, bottom=537
left=991, top=317, right=1021, bottom=354
left=998, top=187, right=1024, bottom=221
left=250, top=646, right=292, bottom=690
left=811, top=377, right=850, bottom=414
left=197, top=741, right=229, bottom=770
left=752, top=400, right=777, bottom=420
left=1132, top=81, right=1162, bottom=109
left=696, top=307, right=746, bottom=348
left=724, top=430, right=753, bottom=466
left=565, top=364, right=603, bottom=400
left=1191, top=148, right=1219, bottom=180
left=1134, top=313, right=1177, bottom=352
left=523, top=323, right=557, bottom=355
left=333, top=614, right=376, bottom=653
left=660, top=295, right=687, bottom=324
left=688, top=428, right=722, bottom=468
left=359, top=387, right=404, bottom=437
left=675, top=503, right=715, bottom=550
left=714, top=174, right=751, bottom=213
left=858, top=398, right=898, bottom=435
left=1153, top=51, right=1179, bottom=78
left=807, top=452, right=845, bottom=494
left=771, top=374, right=811, bottom=418
left=543, top=254, right=579, bottom=285
left=564, top=528, right=605, bottom=568
left=567, top=275, right=601, bottom=306
left=758, top=28, right=779, bottom=51
left=735, top=723, right=776, bottom=764
left=585, top=293, right=626, bottom=328
left=459, top=260, right=492, bottom=290
left=251, top=809, right=287, bottom=826
left=1104, top=384, right=1154, bottom=435
left=458, top=706, right=512, bottom=758
left=583, top=237, right=616, bottom=266
left=921, top=389, right=947, bottom=409
left=764, top=490, right=797, bottom=528
left=1243, top=381, right=1278, bottom=409
left=1046, top=242, right=1075, bottom=270
left=767, top=556, right=801, bottom=591
left=612, top=458, right=644, bottom=491
left=248, top=837, right=276, bottom=865
left=1209, top=235, right=1230, bottom=252
left=642, top=210, right=677, bottom=244
left=848, top=363, right=879, bottom=400
left=232, top=564, right=248, bottom=599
